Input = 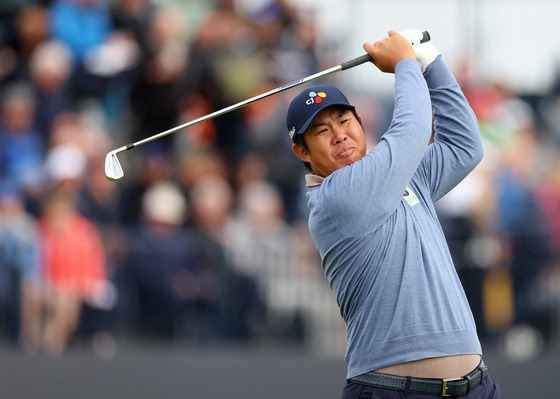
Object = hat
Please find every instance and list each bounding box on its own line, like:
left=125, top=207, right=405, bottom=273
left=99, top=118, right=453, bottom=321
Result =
left=44, top=143, right=87, bottom=183
left=142, top=180, right=187, bottom=225
left=286, top=85, right=355, bottom=143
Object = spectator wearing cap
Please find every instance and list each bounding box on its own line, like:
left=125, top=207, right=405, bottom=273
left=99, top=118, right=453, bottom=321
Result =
left=123, top=180, right=198, bottom=338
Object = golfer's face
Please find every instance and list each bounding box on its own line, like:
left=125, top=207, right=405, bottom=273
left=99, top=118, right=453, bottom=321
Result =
left=296, top=107, right=367, bottom=178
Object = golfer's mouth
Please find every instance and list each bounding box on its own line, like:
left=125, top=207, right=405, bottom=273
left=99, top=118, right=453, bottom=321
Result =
left=337, top=147, right=355, bottom=158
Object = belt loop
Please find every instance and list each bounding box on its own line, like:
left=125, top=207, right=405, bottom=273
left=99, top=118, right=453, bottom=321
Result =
left=465, top=372, right=475, bottom=392
left=403, top=376, right=412, bottom=398
left=467, top=359, right=486, bottom=392
left=477, top=360, right=487, bottom=379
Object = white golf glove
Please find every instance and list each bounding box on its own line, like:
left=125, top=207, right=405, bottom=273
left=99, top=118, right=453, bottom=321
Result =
left=399, top=29, right=441, bottom=73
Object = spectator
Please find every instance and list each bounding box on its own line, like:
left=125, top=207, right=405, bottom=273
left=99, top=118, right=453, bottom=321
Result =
left=128, top=5, right=189, bottom=152
left=49, top=0, right=112, bottom=65
left=188, top=174, right=261, bottom=341
left=118, top=150, right=173, bottom=227
left=495, top=131, right=554, bottom=342
left=225, top=180, right=303, bottom=342
left=0, top=4, right=50, bottom=84
left=50, top=0, right=140, bottom=106
left=109, top=0, right=156, bottom=50
left=0, top=181, right=39, bottom=345
left=0, top=0, right=39, bottom=47
left=36, top=186, right=108, bottom=356
left=536, top=158, right=560, bottom=258
left=27, top=39, right=74, bottom=139
left=0, top=81, right=44, bottom=211
left=241, top=80, right=307, bottom=222
left=122, top=179, right=196, bottom=339
left=185, top=3, right=258, bottom=167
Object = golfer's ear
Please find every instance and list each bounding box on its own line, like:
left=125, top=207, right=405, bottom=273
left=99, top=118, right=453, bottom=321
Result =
left=292, top=143, right=310, bottom=162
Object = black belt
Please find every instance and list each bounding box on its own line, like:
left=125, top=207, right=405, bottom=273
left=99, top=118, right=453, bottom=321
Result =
left=349, top=360, right=488, bottom=397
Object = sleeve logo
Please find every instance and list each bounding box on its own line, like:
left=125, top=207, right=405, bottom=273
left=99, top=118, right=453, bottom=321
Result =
left=403, top=187, right=420, bottom=206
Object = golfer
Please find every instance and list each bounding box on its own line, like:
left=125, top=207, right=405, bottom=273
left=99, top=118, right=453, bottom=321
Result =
left=286, top=30, right=502, bottom=398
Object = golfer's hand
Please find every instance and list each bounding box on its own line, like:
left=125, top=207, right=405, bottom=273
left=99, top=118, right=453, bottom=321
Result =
left=363, top=30, right=416, bottom=73
left=399, top=29, right=441, bottom=73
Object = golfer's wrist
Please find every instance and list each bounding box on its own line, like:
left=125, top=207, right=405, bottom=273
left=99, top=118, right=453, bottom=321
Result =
left=395, top=57, right=422, bottom=74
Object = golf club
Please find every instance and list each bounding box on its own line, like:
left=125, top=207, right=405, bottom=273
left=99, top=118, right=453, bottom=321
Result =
left=105, top=31, right=430, bottom=181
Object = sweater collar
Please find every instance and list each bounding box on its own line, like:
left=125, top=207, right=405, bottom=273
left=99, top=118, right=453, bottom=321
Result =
left=305, top=174, right=324, bottom=187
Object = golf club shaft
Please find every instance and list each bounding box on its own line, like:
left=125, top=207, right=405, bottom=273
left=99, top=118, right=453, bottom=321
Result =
left=106, top=31, right=430, bottom=180
left=124, top=65, right=343, bottom=152
left=118, top=31, right=430, bottom=153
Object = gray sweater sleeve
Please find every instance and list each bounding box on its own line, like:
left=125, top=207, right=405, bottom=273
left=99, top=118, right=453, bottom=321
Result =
left=418, top=56, right=484, bottom=201
left=318, top=58, right=433, bottom=234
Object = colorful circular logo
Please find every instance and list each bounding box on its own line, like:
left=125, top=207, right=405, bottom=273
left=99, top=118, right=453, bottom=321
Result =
left=307, top=91, right=327, bottom=105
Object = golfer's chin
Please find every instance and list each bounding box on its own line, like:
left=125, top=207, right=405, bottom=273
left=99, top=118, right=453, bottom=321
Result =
left=325, top=157, right=361, bottom=176
left=338, top=151, right=363, bottom=168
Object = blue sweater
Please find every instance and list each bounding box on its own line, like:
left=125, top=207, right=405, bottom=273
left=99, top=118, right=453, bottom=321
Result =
left=304, top=57, right=483, bottom=378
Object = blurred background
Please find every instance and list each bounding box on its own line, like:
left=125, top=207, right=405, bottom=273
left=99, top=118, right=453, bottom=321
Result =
left=0, top=0, right=559, bottom=398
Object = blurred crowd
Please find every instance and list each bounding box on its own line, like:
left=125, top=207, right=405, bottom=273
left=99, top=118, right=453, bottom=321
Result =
left=0, top=0, right=347, bottom=358
left=0, top=0, right=559, bottom=361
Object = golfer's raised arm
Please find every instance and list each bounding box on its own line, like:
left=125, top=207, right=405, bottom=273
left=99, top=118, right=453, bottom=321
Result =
left=421, top=56, right=484, bottom=201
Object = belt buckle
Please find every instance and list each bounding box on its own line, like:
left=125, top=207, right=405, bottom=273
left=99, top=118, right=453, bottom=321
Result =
left=441, top=377, right=463, bottom=397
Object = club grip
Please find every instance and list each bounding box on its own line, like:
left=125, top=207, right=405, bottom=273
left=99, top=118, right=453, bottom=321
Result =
left=340, top=30, right=430, bottom=71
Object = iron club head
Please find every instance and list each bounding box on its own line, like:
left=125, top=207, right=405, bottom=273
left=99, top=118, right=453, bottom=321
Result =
left=105, top=148, right=125, bottom=181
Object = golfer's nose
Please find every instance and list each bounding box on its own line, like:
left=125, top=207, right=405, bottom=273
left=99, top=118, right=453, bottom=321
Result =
left=332, top=127, right=347, bottom=144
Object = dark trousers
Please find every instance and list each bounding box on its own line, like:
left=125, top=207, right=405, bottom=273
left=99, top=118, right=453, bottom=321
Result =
left=341, top=375, right=502, bottom=399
